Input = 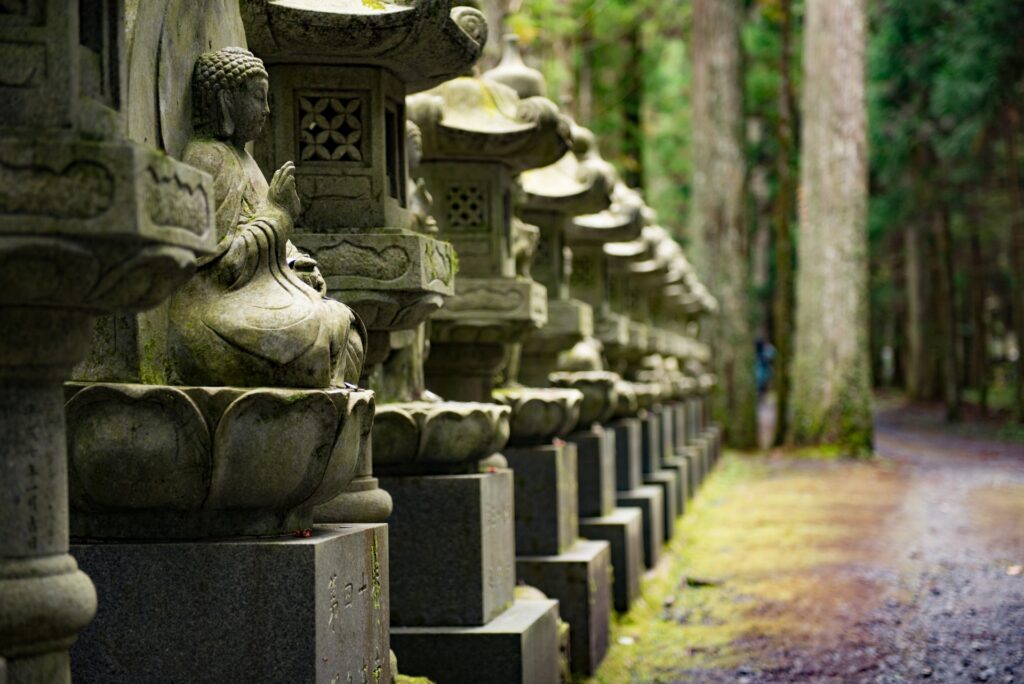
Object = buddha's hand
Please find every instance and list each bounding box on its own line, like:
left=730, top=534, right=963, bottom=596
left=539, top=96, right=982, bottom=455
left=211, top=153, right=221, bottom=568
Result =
left=291, top=254, right=328, bottom=297
left=269, top=161, right=302, bottom=225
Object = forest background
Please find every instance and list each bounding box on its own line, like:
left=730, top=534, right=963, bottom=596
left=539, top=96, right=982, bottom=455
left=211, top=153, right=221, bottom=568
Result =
left=477, top=0, right=1024, bottom=451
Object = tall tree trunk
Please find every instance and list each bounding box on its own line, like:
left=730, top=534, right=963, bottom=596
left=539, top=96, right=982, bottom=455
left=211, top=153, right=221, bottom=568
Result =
left=904, top=220, right=940, bottom=399
left=689, top=0, right=758, bottom=448
left=1005, top=105, right=1024, bottom=421
left=789, top=0, right=873, bottom=453
left=575, top=3, right=595, bottom=125
left=968, top=221, right=989, bottom=414
left=772, top=0, right=796, bottom=447
left=622, top=20, right=645, bottom=189
left=933, top=205, right=962, bottom=421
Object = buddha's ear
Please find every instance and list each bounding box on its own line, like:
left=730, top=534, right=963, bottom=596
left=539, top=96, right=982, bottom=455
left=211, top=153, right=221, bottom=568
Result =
left=218, top=89, right=235, bottom=138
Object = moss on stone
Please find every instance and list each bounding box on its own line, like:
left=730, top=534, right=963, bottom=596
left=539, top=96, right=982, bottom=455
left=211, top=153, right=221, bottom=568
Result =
left=582, top=451, right=895, bottom=683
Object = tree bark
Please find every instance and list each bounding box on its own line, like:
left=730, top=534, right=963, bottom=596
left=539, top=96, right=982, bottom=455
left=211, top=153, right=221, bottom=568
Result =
left=689, top=0, right=758, bottom=448
left=789, top=0, right=873, bottom=453
left=968, top=221, right=988, bottom=414
left=1005, top=105, right=1024, bottom=420
left=772, top=0, right=796, bottom=447
left=904, top=219, right=941, bottom=400
left=933, top=204, right=962, bottom=421
left=622, top=20, right=645, bottom=189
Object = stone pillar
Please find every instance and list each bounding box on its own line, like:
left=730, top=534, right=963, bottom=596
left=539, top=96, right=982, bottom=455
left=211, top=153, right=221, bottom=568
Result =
left=0, top=3, right=215, bottom=681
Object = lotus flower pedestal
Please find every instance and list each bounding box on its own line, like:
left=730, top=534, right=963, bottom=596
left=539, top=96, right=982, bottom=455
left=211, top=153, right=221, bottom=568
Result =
left=65, top=384, right=390, bottom=683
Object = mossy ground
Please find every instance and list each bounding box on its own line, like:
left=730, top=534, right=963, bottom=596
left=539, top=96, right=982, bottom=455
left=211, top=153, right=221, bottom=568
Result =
left=582, top=450, right=905, bottom=684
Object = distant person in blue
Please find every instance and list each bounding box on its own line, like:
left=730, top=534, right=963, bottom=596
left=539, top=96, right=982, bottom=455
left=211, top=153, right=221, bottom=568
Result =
left=755, top=336, right=776, bottom=397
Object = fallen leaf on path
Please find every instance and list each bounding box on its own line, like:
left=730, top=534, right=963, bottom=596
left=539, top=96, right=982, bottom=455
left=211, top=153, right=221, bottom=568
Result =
left=1007, top=565, right=1022, bottom=576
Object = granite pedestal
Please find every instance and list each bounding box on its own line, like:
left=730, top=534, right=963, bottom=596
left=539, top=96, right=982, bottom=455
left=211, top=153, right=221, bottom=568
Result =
left=567, top=426, right=616, bottom=518
left=579, top=508, right=643, bottom=612
left=662, top=455, right=690, bottom=517
left=71, top=524, right=389, bottom=684
left=504, top=442, right=612, bottom=675
left=382, top=471, right=515, bottom=626
left=383, top=470, right=561, bottom=682
left=391, top=599, right=560, bottom=684
left=609, top=417, right=642, bottom=493
left=504, top=443, right=578, bottom=556
left=616, top=485, right=664, bottom=568
left=517, top=540, right=611, bottom=675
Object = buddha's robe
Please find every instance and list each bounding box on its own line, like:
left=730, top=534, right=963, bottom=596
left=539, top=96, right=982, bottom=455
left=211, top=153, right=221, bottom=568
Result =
left=169, top=139, right=365, bottom=387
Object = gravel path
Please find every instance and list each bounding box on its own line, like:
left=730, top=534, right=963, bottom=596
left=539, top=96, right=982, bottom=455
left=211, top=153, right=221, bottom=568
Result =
left=592, top=401, right=1024, bottom=684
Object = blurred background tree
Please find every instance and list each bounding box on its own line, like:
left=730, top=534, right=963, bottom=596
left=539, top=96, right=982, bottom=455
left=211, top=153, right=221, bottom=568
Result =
left=476, top=0, right=1024, bottom=446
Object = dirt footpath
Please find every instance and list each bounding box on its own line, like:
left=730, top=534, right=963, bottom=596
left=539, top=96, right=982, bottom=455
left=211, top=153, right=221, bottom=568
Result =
left=589, top=403, right=1024, bottom=684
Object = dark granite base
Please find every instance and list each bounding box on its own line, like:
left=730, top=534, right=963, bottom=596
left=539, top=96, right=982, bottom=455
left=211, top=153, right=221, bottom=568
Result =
left=617, top=484, right=665, bottom=569
left=662, top=455, right=690, bottom=518
left=608, top=417, right=642, bottom=492
left=382, top=471, right=515, bottom=626
left=643, top=469, right=678, bottom=543
left=391, top=599, right=561, bottom=684
left=579, top=507, right=643, bottom=612
left=504, top=442, right=578, bottom=556
left=72, top=524, right=389, bottom=684
left=517, top=539, right=612, bottom=675
left=568, top=427, right=616, bottom=518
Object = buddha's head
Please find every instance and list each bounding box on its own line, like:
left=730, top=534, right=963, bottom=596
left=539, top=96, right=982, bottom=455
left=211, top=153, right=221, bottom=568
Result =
left=192, top=47, right=270, bottom=144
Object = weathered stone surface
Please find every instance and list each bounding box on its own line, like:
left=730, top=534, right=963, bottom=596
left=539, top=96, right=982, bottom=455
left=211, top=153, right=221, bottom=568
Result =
left=639, top=470, right=676, bottom=550
left=72, top=524, right=389, bottom=684
left=640, top=412, right=662, bottom=476
left=549, top=370, right=619, bottom=427
left=609, top=417, right=643, bottom=492
left=372, top=401, right=510, bottom=474
left=296, top=231, right=456, bottom=332
left=504, top=443, right=578, bottom=556
left=568, top=427, right=616, bottom=519
left=64, top=383, right=373, bottom=539
left=617, top=485, right=664, bottom=571
left=391, top=598, right=560, bottom=684
left=579, top=508, right=643, bottom=613
left=517, top=540, right=612, bottom=676
left=167, top=47, right=366, bottom=390
left=383, top=471, right=515, bottom=626
left=663, top=455, right=691, bottom=517
left=241, top=0, right=487, bottom=94
left=493, top=387, right=582, bottom=446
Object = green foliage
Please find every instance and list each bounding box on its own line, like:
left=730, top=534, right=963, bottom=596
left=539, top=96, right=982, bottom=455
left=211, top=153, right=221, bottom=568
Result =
left=512, top=0, right=693, bottom=233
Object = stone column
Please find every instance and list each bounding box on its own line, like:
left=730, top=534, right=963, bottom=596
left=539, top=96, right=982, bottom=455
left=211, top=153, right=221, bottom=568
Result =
left=0, top=3, right=215, bottom=681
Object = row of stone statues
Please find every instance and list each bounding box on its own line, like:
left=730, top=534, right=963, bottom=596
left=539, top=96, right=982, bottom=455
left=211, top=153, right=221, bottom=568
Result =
left=0, top=2, right=719, bottom=683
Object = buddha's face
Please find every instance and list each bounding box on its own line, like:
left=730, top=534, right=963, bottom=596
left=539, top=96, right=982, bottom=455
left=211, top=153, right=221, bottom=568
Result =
left=227, top=75, right=270, bottom=143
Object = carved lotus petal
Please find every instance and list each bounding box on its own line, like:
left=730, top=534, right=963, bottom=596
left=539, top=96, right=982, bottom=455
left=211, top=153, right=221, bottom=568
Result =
left=548, top=370, right=620, bottom=426
left=372, top=401, right=510, bottom=472
left=492, top=387, right=583, bottom=445
left=65, top=383, right=371, bottom=539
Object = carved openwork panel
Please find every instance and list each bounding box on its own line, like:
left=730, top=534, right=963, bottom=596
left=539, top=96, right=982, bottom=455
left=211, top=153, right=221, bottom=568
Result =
left=298, top=93, right=367, bottom=164
left=445, top=183, right=487, bottom=231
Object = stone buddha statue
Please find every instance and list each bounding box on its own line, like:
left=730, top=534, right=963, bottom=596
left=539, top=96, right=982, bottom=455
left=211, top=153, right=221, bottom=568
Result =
left=169, top=47, right=366, bottom=388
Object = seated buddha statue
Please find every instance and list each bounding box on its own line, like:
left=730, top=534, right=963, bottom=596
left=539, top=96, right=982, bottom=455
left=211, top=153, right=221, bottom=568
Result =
left=168, top=47, right=365, bottom=388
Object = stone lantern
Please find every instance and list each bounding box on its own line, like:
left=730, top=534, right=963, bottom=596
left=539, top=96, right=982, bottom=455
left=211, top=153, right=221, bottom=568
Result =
left=60, top=4, right=382, bottom=681
left=383, top=41, right=576, bottom=684
left=477, top=36, right=618, bottom=676
left=0, top=3, right=217, bottom=681
left=240, top=0, right=494, bottom=525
